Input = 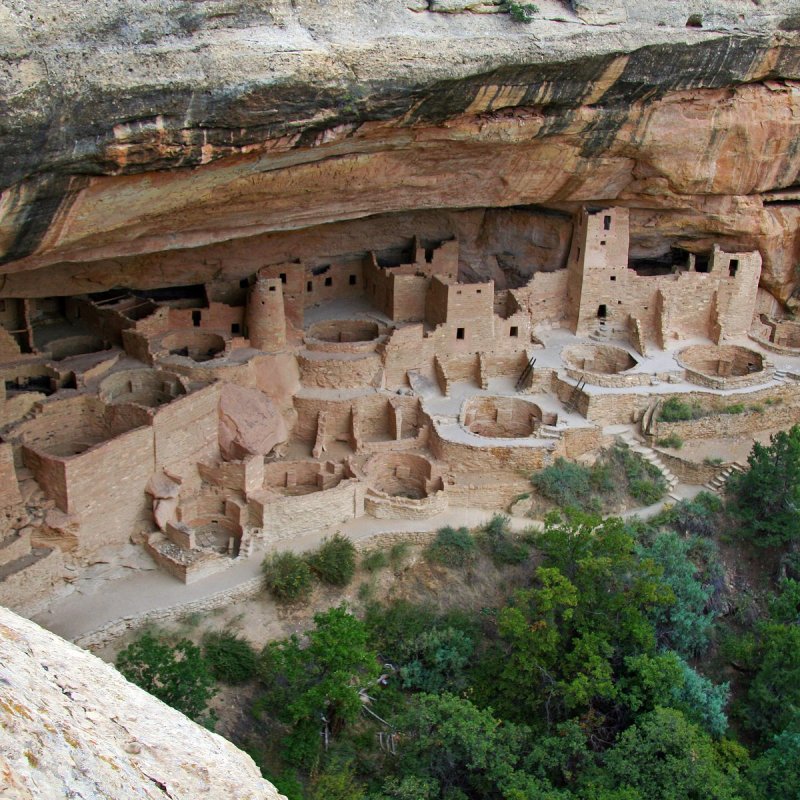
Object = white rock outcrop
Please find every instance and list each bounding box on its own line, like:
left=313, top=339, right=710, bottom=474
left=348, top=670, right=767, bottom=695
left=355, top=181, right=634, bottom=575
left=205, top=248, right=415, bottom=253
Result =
left=0, top=606, right=284, bottom=800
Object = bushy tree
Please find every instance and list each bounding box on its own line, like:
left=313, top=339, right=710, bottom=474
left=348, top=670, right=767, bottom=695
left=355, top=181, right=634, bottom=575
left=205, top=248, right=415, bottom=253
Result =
left=637, top=531, right=716, bottom=657
left=595, top=707, right=744, bottom=799
left=423, top=525, right=476, bottom=568
left=747, top=728, right=800, bottom=800
left=487, top=513, right=674, bottom=733
left=116, top=631, right=216, bottom=725
left=727, top=425, right=800, bottom=546
left=256, top=606, right=379, bottom=766
left=398, top=626, right=475, bottom=694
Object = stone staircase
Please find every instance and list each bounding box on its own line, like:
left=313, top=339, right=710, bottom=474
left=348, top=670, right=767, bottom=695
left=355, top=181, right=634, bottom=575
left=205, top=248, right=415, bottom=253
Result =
left=704, top=461, right=747, bottom=495
left=616, top=431, right=679, bottom=499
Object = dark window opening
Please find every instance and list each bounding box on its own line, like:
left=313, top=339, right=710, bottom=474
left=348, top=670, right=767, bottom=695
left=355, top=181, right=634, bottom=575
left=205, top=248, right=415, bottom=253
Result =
left=604, top=215, right=612, bottom=230
left=307, top=281, right=313, bottom=292
left=577, top=246, right=581, bottom=258
left=729, top=259, right=739, bottom=277
left=600, top=240, right=606, bottom=246
left=268, top=286, right=276, bottom=292
left=192, top=310, right=201, bottom=327
left=597, top=304, right=607, bottom=319
left=510, top=326, right=519, bottom=337
left=279, top=273, right=286, bottom=284
left=476, top=289, right=482, bottom=294
left=425, top=248, right=434, bottom=263
left=349, top=274, right=357, bottom=285
left=239, top=278, right=249, bottom=288
left=610, top=275, right=616, bottom=281
left=456, top=327, right=465, bottom=340
left=695, top=254, right=710, bottom=273
left=0, top=300, right=5, bottom=312
left=231, top=323, right=241, bottom=334
left=324, top=277, right=333, bottom=287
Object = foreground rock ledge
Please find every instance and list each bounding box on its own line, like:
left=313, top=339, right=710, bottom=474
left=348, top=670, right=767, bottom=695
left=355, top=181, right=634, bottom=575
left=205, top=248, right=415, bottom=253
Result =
left=0, top=606, right=283, bottom=799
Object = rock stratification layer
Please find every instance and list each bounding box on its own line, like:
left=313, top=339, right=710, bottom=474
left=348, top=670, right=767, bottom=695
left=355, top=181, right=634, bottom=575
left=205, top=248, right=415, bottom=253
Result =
left=0, top=606, right=283, bottom=799
left=1, top=0, right=800, bottom=306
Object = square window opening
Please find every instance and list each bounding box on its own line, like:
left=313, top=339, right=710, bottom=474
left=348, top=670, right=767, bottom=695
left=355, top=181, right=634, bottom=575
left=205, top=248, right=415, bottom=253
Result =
left=349, top=274, right=357, bottom=285
left=456, top=327, right=465, bottom=340
left=269, top=286, right=276, bottom=292
left=231, top=323, right=241, bottom=334
left=324, top=277, right=333, bottom=287
left=510, top=326, right=519, bottom=337
left=610, top=275, right=616, bottom=281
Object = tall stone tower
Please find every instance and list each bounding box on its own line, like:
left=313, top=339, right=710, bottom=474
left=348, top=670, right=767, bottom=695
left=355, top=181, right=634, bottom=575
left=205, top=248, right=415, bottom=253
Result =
left=246, top=271, right=286, bottom=350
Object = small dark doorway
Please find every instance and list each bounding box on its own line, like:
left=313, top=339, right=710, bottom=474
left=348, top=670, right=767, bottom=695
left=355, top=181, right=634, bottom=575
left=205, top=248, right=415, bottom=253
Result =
left=192, top=310, right=201, bottom=327
left=729, top=259, right=739, bottom=277
left=597, top=304, right=608, bottom=319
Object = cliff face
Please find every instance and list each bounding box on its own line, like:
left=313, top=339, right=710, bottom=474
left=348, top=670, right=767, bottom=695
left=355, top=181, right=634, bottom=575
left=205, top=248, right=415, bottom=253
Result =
left=0, top=606, right=284, bottom=799
left=1, top=0, right=800, bottom=302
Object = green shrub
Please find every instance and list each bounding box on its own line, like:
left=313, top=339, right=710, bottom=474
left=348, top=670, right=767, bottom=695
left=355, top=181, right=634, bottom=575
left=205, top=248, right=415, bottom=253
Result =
left=630, top=479, right=666, bottom=506
left=657, top=491, right=722, bottom=538
left=361, top=548, right=389, bottom=573
left=660, top=397, right=704, bottom=422
left=503, top=0, right=538, bottom=22
left=657, top=433, right=684, bottom=449
left=703, top=456, right=723, bottom=466
left=307, top=533, right=357, bottom=587
left=389, top=541, right=411, bottom=570
left=478, top=514, right=529, bottom=566
left=262, top=551, right=314, bottom=602
left=424, top=526, right=476, bottom=568
left=531, top=457, right=596, bottom=511
left=719, top=402, right=745, bottom=415
left=202, top=631, right=258, bottom=684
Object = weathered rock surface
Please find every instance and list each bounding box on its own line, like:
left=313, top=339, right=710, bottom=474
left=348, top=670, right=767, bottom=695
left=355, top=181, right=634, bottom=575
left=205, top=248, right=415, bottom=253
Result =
left=1, top=0, right=800, bottom=303
left=219, top=383, right=289, bottom=460
left=0, top=605, right=284, bottom=799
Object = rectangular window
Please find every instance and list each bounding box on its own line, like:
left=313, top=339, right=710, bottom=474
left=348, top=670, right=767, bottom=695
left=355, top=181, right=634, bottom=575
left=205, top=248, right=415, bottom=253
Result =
left=349, top=275, right=357, bottom=286
left=279, top=273, right=287, bottom=284
left=269, top=286, right=276, bottom=292
left=456, top=327, right=465, bottom=340
left=325, top=277, right=333, bottom=287
left=510, top=326, right=518, bottom=337
left=192, top=310, right=201, bottom=327
left=604, top=215, right=612, bottom=230
left=729, top=259, right=739, bottom=277
left=307, top=281, right=313, bottom=292
left=476, top=289, right=482, bottom=294
left=610, top=275, right=616, bottom=281
left=600, top=240, right=606, bottom=246
left=231, top=323, right=241, bottom=334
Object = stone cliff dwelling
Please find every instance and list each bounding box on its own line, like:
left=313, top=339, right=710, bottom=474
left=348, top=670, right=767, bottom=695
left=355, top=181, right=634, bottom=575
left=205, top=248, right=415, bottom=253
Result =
left=1, top=203, right=797, bottom=603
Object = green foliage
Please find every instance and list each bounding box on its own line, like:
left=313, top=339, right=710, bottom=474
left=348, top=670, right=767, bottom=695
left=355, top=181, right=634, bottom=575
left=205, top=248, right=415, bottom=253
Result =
left=423, top=525, right=476, bottom=568
left=488, top=513, right=674, bottom=732
left=262, top=551, right=314, bottom=602
left=503, top=0, right=538, bottom=22
left=477, top=514, right=529, bottom=566
left=307, top=533, right=357, bottom=587
left=727, top=424, right=800, bottom=546
left=671, top=655, right=730, bottom=738
left=202, top=631, right=258, bottom=684
left=530, top=457, right=601, bottom=512
left=255, top=605, right=379, bottom=766
left=398, top=626, right=475, bottom=694
left=361, top=548, right=389, bottom=573
left=388, top=541, right=411, bottom=570
left=747, top=729, right=800, bottom=800
left=595, top=707, right=744, bottom=799
left=308, top=762, right=366, bottom=800
left=637, top=531, right=716, bottom=657
left=656, top=491, right=723, bottom=538
left=629, top=478, right=665, bottom=505
left=660, top=396, right=704, bottom=422
left=116, top=631, right=216, bottom=725
left=657, top=433, right=684, bottom=449
left=719, top=402, right=745, bottom=415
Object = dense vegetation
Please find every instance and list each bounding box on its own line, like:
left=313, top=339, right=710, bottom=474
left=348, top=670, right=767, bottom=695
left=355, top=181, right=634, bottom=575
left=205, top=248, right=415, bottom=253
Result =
left=116, top=427, right=800, bottom=799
